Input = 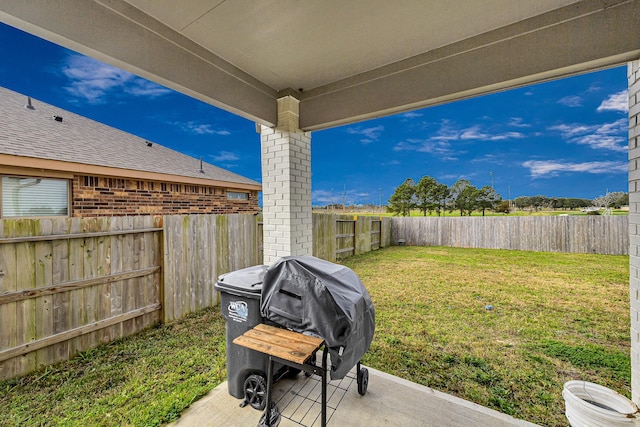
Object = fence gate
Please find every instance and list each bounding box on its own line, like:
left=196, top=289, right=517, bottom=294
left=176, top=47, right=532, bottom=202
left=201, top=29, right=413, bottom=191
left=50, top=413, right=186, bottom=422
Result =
left=371, top=219, right=381, bottom=250
left=335, top=219, right=356, bottom=259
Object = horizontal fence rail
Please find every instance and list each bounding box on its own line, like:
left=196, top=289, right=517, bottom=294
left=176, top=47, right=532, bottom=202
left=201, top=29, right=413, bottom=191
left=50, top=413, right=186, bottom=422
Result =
left=391, top=216, right=629, bottom=255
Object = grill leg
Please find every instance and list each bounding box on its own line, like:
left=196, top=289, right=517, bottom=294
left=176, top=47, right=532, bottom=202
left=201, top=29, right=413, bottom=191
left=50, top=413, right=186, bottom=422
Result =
left=262, top=356, right=275, bottom=427
left=322, top=349, right=328, bottom=427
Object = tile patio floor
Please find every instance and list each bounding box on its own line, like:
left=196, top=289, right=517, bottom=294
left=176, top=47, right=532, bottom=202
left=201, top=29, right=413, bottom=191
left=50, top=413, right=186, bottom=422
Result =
left=167, top=364, right=540, bottom=427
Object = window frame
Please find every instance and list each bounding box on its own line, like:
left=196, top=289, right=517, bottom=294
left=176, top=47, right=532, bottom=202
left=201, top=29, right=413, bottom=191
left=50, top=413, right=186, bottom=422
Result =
left=0, top=174, right=71, bottom=219
left=227, top=191, right=249, bottom=201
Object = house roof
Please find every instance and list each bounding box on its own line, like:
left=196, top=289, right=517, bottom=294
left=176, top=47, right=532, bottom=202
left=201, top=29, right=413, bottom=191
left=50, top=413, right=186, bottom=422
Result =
left=0, top=86, right=261, bottom=190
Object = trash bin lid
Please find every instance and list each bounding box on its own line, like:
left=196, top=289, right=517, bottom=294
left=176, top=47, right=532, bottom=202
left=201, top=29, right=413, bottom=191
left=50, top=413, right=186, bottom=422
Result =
left=215, top=264, right=267, bottom=294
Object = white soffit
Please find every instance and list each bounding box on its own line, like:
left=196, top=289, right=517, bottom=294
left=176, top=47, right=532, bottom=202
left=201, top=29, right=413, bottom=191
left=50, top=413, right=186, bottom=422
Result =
left=125, top=0, right=581, bottom=91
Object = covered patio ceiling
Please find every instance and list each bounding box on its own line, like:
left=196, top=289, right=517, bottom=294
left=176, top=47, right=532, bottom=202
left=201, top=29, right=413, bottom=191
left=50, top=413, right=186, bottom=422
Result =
left=0, top=0, right=638, bottom=131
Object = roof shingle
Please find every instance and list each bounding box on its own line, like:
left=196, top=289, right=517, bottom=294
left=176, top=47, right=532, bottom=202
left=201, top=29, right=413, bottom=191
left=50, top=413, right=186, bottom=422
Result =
left=0, top=86, right=260, bottom=188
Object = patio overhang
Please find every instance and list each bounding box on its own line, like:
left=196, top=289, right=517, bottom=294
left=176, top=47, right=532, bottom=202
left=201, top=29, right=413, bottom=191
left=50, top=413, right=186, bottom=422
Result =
left=2, top=0, right=640, bottom=415
left=0, top=0, right=638, bottom=131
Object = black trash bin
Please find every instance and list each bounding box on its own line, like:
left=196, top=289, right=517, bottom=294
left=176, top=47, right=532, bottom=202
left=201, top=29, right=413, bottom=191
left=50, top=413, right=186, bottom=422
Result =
left=215, top=265, right=293, bottom=410
left=215, top=265, right=270, bottom=404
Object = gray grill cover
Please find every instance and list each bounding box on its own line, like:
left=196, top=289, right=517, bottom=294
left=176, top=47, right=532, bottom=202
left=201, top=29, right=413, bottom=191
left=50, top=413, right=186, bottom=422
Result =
left=260, top=255, right=375, bottom=379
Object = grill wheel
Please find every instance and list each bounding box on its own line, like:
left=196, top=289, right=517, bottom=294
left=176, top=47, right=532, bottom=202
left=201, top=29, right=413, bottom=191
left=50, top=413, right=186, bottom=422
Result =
left=357, top=367, right=369, bottom=396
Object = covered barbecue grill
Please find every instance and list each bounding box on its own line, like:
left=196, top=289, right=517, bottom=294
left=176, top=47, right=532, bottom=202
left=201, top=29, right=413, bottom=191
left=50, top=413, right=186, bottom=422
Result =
left=217, top=255, right=375, bottom=421
left=260, top=255, right=375, bottom=380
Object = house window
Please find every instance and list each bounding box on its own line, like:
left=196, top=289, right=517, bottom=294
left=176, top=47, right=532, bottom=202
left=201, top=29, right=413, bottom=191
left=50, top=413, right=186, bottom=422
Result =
left=227, top=191, right=249, bottom=200
left=1, top=176, right=69, bottom=217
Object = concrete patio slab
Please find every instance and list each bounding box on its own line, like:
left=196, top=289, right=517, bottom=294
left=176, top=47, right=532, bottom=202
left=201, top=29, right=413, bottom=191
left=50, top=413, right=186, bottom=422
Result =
left=166, top=365, right=540, bottom=427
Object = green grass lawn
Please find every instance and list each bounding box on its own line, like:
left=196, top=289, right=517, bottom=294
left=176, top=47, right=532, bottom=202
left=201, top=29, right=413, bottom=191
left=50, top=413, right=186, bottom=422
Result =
left=344, top=247, right=630, bottom=427
left=0, top=308, right=227, bottom=427
left=0, top=246, right=630, bottom=427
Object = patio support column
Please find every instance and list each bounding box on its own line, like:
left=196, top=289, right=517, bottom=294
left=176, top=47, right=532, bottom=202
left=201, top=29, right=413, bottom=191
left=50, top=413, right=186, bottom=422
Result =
left=629, top=57, right=640, bottom=404
left=260, top=96, right=312, bottom=265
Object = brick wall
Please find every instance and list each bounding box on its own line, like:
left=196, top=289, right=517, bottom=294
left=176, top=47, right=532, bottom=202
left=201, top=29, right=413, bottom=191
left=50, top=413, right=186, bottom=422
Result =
left=629, top=57, right=640, bottom=404
left=72, top=175, right=258, bottom=217
left=260, top=96, right=313, bottom=264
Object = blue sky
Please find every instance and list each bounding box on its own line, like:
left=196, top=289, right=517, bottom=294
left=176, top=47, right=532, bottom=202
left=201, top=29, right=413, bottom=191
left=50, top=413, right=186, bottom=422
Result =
left=0, top=22, right=629, bottom=206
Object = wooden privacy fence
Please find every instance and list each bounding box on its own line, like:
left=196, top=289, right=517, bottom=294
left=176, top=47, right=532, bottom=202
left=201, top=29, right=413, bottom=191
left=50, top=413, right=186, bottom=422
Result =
left=0, top=213, right=389, bottom=380
left=392, top=215, right=629, bottom=255
left=0, top=216, right=162, bottom=380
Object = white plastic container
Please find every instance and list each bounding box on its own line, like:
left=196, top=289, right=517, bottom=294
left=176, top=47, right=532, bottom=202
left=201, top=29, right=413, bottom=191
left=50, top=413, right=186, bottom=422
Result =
left=563, top=380, right=640, bottom=427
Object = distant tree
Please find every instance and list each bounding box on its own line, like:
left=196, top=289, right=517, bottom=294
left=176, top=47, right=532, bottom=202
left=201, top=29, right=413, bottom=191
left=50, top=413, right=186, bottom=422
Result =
left=450, top=179, right=477, bottom=216
left=432, top=183, right=451, bottom=216
left=495, top=200, right=511, bottom=214
left=555, top=198, right=568, bottom=210
left=476, top=186, right=502, bottom=216
left=529, top=195, right=548, bottom=211
left=578, top=199, right=593, bottom=208
left=594, top=191, right=628, bottom=209
left=388, top=178, right=415, bottom=216
left=616, top=192, right=629, bottom=207
left=565, top=198, right=592, bottom=210
left=514, top=196, right=531, bottom=211
left=592, top=191, right=626, bottom=213
left=414, top=176, right=438, bottom=216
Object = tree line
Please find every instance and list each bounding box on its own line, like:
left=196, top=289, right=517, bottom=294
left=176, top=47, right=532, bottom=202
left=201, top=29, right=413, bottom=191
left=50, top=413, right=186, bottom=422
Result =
left=513, top=192, right=628, bottom=211
left=388, top=177, right=501, bottom=216
left=388, top=177, right=629, bottom=216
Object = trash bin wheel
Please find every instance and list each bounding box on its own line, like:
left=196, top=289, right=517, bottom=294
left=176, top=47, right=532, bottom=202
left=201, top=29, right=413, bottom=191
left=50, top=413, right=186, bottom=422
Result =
left=243, top=374, right=267, bottom=410
left=357, top=367, right=369, bottom=396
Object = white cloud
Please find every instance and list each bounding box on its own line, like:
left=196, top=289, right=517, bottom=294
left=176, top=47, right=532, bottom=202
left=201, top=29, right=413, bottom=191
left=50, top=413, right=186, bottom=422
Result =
left=548, top=118, right=628, bottom=152
left=394, top=138, right=460, bottom=160
left=62, top=54, right=170, bottom=103
left=312, top=188, right=373, bottom=205
left=401, top=111, right=423, bottom=119
left=312, top=190, right=337, bottom=204
left=211, top=151, right=239, bottom=162
left=347, top=125, right=384, bottom=143
left=522, top=160, right=627, bottom=178
left=471, top=154, right=504, bottom=164
left=508, top=117, right=531, bottom=128
left=557, top=95, right=582, bottom=107
left=381, top=160, right=401, bottom=166
left=587, top=83, right=602, bottom=93
left=178, top=121, right=231, bottom=136
left=597, top=90, right=629, bottom=113
left=126, top=80, right=173, bottom=97
left=393, top=120, right=524, bottom=160
left=460, top=126, right=524, bottom=141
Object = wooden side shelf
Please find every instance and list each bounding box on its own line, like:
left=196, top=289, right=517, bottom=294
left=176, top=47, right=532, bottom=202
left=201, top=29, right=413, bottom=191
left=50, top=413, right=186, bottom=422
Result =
left=233, top=323, right=323, bottom=365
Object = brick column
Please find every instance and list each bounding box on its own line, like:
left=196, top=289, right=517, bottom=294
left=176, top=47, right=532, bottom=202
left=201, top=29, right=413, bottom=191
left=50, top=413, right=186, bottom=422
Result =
left=629, top=57, right=640, bottom=404
left=260, top=96, right=312, bottom=264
